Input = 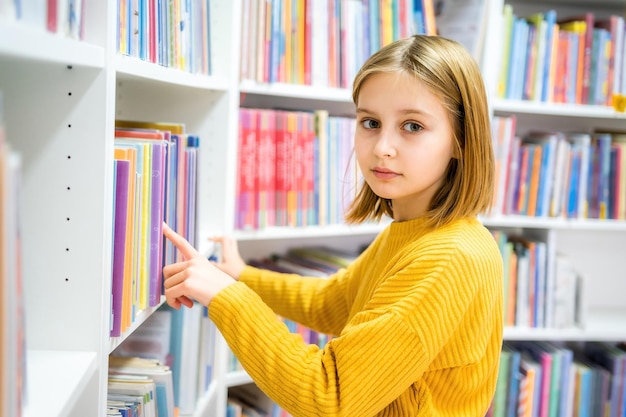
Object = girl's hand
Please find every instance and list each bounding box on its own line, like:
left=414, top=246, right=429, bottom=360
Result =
left=162, top=223, right=236, bottom=308
left=209, top=236, right=247, bottom=280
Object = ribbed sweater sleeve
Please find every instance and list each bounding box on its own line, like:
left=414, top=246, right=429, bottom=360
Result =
left=237, top=266, right=352, bottom=336
left=209, top=218, right=503, bottom=417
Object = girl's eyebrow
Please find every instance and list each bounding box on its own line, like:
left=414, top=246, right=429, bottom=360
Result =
left=356, top=107, right=434, bottom=117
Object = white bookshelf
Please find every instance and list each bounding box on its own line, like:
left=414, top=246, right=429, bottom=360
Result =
left=4, top=0, right=626, bottom=416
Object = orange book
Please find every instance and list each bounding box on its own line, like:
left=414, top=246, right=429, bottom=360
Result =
left=526, top=144, right=543, bottom=217
left=516, top=146, right=531, bottom=215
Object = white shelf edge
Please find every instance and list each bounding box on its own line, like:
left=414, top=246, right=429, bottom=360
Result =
left=234, top=222, right=389, bottom=241
left=239, top=79, right=352, bottom=102
left=188, top=379, right=219, bottom=417
left=23, top=350, right=98, bottom=417
left=224, top=370, right=254, bottom=388
left=492, top=98, right=626, bottom=119
left=116, top=54, right=230, bottom=90
left=109, top=297, right=167, bottom=353
left=0, top=21, right=104, bottom=68
left=480, top=215, right=626, bottom=231
left=504, top=308, right=626, bottom=341
left=234, top=216, right=626, bottom=240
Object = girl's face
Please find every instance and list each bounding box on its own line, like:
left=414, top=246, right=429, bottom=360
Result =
left=354, top=71, right=455, bottom=221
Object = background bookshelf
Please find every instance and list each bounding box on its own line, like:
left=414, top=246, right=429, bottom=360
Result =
left=3, top=0, right=626, bottom=416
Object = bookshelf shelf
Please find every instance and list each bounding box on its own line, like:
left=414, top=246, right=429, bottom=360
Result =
left=481, top=216, right=626, bottom=232
left=504, top=308, right=626, bottom=341
left=23, top=350, right=97, bottom=417
left=492, top=98, right=626, bottom=119
left=239, top=80, right=351, bottom=102
left=115, top=55, right=230, bottom=91
left=225, top=370, right=254, bottom=388
left=233, top=222, right=388, bottom=241
left=108, top=298, right=166, bottom=353
left=0, top=22, right=104, bottom=68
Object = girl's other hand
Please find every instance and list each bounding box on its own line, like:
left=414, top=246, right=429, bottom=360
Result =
left=209, top=236, right=247, bottom=280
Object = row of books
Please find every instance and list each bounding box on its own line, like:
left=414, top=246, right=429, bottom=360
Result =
left=236, top=107, right=360, bottom=231
left=110, top=120, right=199, bottom=337
left=492, top=230, right=583, bottom=330
left=491, top=115, right=626, bottom=220
left=111, top=305, right=217, bottom=416
left=486, top=341, right=626, bottom=417
left=239, top=0, right=437, bottom=89
left=0, top=0, right=85, bottom=40
left=498, top=7, right=626, bottom=107
left=117, top=0, right=212, bottom=75
left=0, top=93, right=27, bottom=417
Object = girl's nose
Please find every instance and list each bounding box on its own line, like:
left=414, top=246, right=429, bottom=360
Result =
left=374, top=131, right=396, bottom=158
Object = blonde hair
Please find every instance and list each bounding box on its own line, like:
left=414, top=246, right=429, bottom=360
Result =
left=345, top=34, right=494, bottom=228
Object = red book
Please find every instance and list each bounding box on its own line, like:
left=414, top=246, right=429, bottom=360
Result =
left=47, top=0, right=57, bottom=33
left=256, top=109, right=276, bottom=228
left=237, top=108, right=258, bottom=230
left=275, top=111, right=289, bottom=226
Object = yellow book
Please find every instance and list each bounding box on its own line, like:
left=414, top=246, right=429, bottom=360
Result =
left=296, top=0, right=305, bottom=85
left=115, top=120, right=186, bottom=135
left=381, top=0, right=393, bottom=46
left=283, top=0, right=292, bottom=83
left=498, top=5, right=514, bottom=98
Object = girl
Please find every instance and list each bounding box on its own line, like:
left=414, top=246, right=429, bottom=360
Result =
left=162, top=34, right=503, bottom=416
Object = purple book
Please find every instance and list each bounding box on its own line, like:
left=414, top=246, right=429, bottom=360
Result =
left=149, top=141, right=166, bottom=306
left=111, top=159, right=130, bottom=337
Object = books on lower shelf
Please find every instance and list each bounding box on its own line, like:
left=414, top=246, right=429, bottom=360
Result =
left=487, top=341, right=626, bottom=417
left=111, top=304, right=217, bottom=417
left=491, top=229, right=585, bottom=331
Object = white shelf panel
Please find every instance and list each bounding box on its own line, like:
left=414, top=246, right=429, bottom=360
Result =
left=189, top=380, right=219, bottom=417
left=116, top=54, right=230, bottom=90
left=23, top=350, right=97, bottom=417
left=234, top=222, right=389, bottom=241
left=481, top=215, right=626, bottom=232
left=240, top=80, right=352, bottom=102
left=492, top=98, right=626, bottom=119
left=0, top=21, right=104, bottom=68
left=225, top=370, right=254, bottom=388
left=505, top=308, right=626, bottom=341
left=109, top=297, right=166, bottom=353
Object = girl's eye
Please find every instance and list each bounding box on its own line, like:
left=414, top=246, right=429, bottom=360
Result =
left=361, top=119, right=380, bottom=129
left=402, top=122, right=423, bottom=132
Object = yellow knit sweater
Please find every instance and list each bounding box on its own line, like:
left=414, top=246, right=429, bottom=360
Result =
left=209, top=217, right=504, bottom=417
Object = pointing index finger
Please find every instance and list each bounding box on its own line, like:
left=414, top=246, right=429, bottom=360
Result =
left=162, top=222, right=199, bottom=260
